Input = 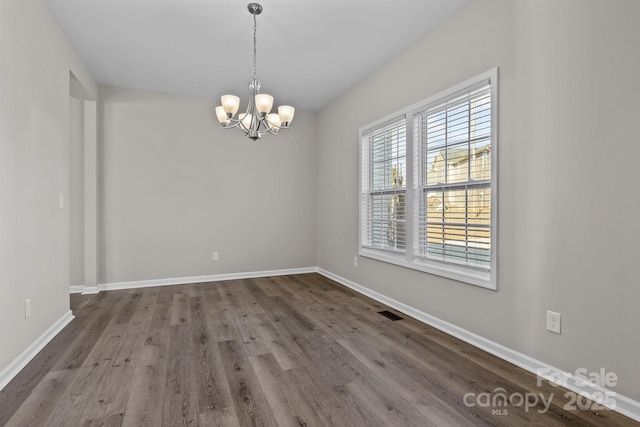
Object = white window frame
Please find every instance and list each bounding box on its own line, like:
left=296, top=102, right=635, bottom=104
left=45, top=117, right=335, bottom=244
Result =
left=359, top=68, right=498, bottom=290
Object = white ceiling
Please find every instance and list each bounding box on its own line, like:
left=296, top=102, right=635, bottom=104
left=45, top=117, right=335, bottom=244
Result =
left=44, top=0, right=471, bottom=111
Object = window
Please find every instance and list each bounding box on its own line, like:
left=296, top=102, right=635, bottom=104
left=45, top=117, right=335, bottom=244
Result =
left=359, top=69, right=497, bottom=289
left=360, top=118, right=407, bottom=252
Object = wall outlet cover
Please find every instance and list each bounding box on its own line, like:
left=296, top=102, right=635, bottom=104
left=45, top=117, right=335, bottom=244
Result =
left=546, top=310, right=561, bottom=334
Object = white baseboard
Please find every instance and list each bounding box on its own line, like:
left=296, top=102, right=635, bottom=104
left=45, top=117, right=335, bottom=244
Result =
left=69, top=285, right=85, bottom=294
left=81, top=286, right=100, bottom=295
left=70, top=285, right=99, bottom=295
left=0, top=310, right=74, bottom=391
left=98, top=267, right=317, bottom=293
left=317, top=268, right=640, bottom=423
left=66, top=267, right=317, bottom=295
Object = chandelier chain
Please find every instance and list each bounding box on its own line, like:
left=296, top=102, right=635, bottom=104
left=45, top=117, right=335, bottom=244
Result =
left=252, top=11, right=257, bottom=81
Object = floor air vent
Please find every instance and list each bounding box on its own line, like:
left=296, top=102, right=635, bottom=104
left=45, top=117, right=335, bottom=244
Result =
left=378, top=310, right=403, bottom=321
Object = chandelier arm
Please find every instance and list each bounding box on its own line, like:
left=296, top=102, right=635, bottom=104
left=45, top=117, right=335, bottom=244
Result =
left=265, top=126, right=279, bottom=136
left=223, top=119, right=242, bottom=129
left=223, top=117, right=276, bottom=137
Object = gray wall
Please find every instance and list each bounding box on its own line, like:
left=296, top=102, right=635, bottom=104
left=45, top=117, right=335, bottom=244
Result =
left=98, top=86, right=317, bottom=284
left=0, top=0, right=96, bottom=371
left=316, top=0, right=640, bottom=401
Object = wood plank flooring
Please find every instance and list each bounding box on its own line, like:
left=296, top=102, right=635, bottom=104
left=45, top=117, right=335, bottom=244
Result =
left=0, top=273, right=636, bottom=426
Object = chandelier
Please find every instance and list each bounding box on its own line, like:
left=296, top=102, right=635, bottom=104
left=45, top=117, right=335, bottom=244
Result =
left=214, top=3, right=295, bottom=140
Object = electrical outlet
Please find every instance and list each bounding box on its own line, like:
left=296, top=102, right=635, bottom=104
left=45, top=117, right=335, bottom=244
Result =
left=25, top=298, right=31, bottom=318
left=59, top=194, right=65, bottom=209
left=546, top=310, right=561, bottom=334
left=212, top=251, right=219, bottom=261
left=353, top=256, right=358, bottom=267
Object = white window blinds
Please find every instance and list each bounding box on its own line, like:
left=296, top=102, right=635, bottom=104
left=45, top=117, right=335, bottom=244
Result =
left=416, top=83, right=492, bottom=269
left=360, top=118, right=407, bottom=252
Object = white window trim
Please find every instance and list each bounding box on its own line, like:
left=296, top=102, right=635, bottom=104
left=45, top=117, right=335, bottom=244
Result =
left=359, top=68, right=498, bottom=290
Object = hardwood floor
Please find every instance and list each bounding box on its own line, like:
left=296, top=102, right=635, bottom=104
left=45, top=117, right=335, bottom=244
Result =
left=0, top=273, right=636, bottom=426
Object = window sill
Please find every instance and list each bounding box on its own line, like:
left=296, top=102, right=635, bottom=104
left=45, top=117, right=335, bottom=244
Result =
left=359, top=248, right=496, bottom=290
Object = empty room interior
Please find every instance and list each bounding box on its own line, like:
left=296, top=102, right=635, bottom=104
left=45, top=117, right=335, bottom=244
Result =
left=1, top=0, right=639, bottom=425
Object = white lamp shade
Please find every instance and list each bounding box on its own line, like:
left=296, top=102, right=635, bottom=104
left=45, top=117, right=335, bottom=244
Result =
left=215, top=106, right=229, bottom=124
left=238, top=113, right=252, bottom=130
left=221, top=95, right=240, bottom=116
left=255, top=94, right=274, bottom=115
left=266, top=113, right=282, bottom=130
left=278, top=105, right=295, bottom=124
